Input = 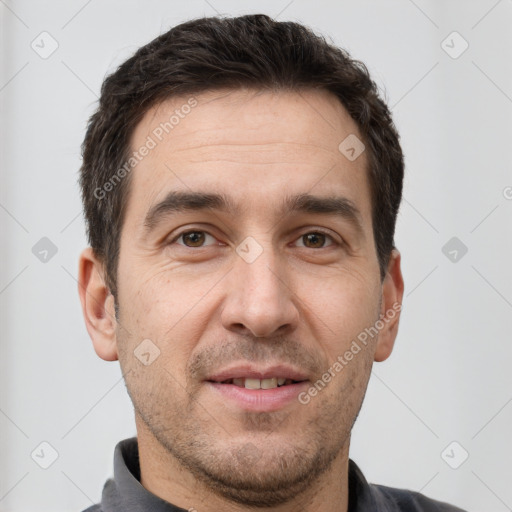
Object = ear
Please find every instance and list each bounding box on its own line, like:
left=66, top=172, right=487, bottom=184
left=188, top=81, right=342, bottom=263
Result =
left=78, top=247, right=118, bottom=361
left=374, top=248, right=404, bottom=362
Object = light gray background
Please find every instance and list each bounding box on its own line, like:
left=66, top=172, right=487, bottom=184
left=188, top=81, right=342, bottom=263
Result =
left=1, top=1, right=511, bottom=511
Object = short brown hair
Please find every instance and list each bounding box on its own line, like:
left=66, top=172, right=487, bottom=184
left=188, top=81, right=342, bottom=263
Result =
left=79, top=14, right=404, bottom=299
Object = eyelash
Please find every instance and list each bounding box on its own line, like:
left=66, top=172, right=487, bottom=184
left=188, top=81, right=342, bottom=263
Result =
left=168, top=228, right=342, bottom=249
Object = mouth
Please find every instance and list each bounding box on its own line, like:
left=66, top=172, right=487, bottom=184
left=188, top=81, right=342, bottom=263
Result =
left=208, top=377, right=306, bottom=389
left=204, top=364, right=311, bottom=411
left=205, top=378, right=310, bottom=412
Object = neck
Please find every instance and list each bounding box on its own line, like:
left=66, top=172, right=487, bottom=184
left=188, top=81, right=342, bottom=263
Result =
left=135, top=415, right=351, bottom=512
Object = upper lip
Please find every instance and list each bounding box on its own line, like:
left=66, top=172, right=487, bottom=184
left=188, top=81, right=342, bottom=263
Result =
left=206, top=364, right=309, bottom=382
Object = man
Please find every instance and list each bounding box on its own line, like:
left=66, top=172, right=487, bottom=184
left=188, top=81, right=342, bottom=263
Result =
left=77, top=14, right=466, bottom=512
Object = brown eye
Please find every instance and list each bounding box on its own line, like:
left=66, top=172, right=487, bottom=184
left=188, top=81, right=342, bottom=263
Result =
left=175, top=231, right=216, bottom=247
left=297, top=232, right=334, bottom=249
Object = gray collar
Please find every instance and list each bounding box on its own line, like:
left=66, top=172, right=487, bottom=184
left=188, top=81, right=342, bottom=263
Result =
left=93, top=437, right=463, bottom=512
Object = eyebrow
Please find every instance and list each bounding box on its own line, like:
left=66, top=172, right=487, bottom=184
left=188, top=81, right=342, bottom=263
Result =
left=143, top=190, right=365, bottom=238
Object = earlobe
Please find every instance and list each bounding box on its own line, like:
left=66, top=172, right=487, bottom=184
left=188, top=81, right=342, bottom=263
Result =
left=374, top=248, right=404, bottom=363
left=78, top=247, right=119, bottom=361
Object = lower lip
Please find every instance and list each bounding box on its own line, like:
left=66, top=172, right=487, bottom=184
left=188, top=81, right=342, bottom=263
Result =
left=205, top=381, right=310, bottom=412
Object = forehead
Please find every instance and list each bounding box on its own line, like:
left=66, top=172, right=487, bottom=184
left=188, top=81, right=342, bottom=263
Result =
left=125, top=88, right=372, bottom=233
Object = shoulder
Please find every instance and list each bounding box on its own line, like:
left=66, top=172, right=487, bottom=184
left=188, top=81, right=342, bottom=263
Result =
left=348, top=459, right=467, bottom=512
left=371, top=483, right=468, bottom=512
left=80, top=505, right=102, bottom=512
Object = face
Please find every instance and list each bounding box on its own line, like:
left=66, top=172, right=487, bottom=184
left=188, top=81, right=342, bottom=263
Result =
left=80, top=88, right=403, bottom=508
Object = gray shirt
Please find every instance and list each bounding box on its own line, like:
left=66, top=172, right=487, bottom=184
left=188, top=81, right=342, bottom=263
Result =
left=82, top=437, right=467, bottom=511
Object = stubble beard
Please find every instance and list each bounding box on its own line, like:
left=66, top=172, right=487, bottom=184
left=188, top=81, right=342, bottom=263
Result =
left=132, top=377, right=361, bottom=508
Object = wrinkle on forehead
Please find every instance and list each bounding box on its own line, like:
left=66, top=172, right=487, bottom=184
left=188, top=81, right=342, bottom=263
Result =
left=124, top=88, right=373, bottom=243
left=134, top=88, right=363, bottom=155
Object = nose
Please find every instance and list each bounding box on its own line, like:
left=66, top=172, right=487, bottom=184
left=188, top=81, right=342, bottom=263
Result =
left=220, top=242, right=300, bottom=338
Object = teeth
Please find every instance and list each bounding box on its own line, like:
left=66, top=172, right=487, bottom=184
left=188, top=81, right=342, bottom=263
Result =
left=261, top=378, right=278, bottom=389
left=229, top=377, right=296, bottom=389
left=245, top=378, right=262, bottom=389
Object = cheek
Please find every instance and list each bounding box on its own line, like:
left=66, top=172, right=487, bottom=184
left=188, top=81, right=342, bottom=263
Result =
left=120, top=265, right=223, bottom=356
left=295, top=269, right=380, bottom=351
left=119, top=251, right=380, bottom=360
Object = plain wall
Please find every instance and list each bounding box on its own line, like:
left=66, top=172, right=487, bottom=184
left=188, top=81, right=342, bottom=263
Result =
left=1, top=1, right=511, bottom=511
